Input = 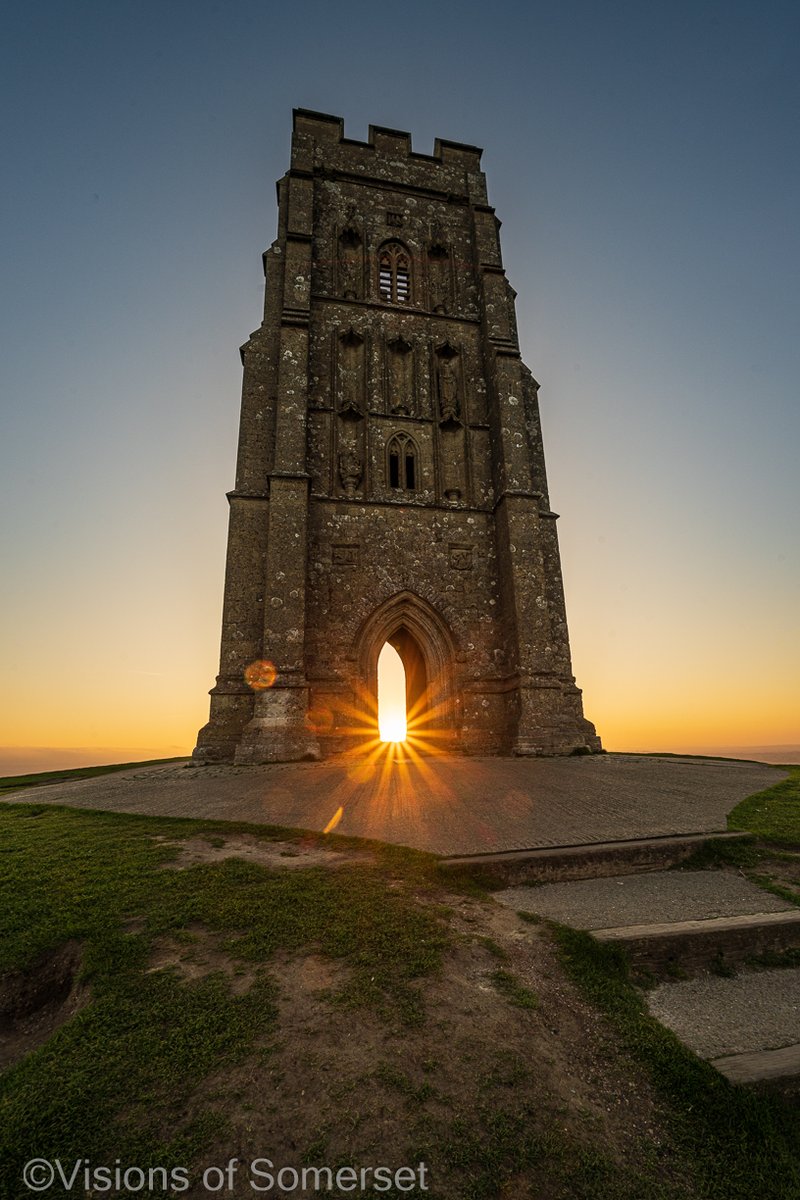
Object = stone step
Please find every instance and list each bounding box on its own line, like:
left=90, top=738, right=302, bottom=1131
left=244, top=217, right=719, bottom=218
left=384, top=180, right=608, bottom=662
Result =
left=441, top=831, right=749, bottom=887
left=494, top=868, right=800, bottom=975
left=494, top=867, right=793, bottom=927
left=711, top=1044, right=800, bottom=1092
left=497, top=867, right=800, bottom=1088
left=647, top=968, right=800, bottom=1089
left=595, top=910, right=800, bottom=974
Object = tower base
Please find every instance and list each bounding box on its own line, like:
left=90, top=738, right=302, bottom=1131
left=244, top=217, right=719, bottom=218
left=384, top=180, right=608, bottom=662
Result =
left=232, top=686, right=321, bottom=764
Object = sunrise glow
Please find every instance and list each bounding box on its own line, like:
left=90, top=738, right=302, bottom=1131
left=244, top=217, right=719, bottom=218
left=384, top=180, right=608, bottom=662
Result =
left=378, top=643, right=407, bottom=742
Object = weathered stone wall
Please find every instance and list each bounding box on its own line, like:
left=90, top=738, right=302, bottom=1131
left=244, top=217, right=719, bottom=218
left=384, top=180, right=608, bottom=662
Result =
left=304, top=501, right=508, bottom=747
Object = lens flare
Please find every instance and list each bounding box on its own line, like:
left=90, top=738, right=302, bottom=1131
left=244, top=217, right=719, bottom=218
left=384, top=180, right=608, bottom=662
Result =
left=244, top=660, right=277, bottom=690
left=323, top=806, right=344, bottom=834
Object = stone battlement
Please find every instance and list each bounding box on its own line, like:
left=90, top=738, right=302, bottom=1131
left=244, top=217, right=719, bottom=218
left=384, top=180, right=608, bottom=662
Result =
left=292, top=108, right=484, bottom=171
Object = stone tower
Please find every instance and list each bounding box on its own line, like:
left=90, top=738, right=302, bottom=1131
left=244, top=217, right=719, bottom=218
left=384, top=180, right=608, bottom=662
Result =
left=193, top=109, right=601, bottom=763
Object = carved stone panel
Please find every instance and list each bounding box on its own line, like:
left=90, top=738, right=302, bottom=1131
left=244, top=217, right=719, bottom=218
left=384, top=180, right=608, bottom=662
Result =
left=386, top=335, right=414, bottom=415
left=337, top=212, right=363, bottom=300
left=449, top=544, right=473, bottom=570
left=427, top=241, right=451, bottom=313
left=338, top=447, right=362, bottom=496
left=434, top=342, right=461, bottom=427
left=440, top=424, right=466, bottom=504
left=336, top=327, right=365, bottom=419
left=332, top=543, right=360, bottom=567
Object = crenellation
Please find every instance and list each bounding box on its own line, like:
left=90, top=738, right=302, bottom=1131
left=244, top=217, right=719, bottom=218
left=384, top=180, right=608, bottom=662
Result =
left=368, top=125, right=412, bottom=157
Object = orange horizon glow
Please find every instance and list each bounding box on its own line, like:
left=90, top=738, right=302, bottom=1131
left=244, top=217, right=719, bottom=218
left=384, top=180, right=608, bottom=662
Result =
left=1, top=631, right=799, bottom=777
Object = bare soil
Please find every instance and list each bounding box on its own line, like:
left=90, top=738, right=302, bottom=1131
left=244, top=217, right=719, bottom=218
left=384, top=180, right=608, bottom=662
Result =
left=0, top=940, right=89, bottom=1071
left=145, top=867, right=687, bottom=1197
left=156, top=833, right=376, bottom=872
left=1, top=841, right=694, bottom=1197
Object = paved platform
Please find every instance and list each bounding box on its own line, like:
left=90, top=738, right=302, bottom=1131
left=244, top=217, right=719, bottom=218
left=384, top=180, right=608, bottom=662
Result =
left=0, top=753, right=783, bottom=856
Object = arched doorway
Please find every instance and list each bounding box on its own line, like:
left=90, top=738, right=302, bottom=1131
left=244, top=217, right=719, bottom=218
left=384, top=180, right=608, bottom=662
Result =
left=353, top=591, right=458, bottom=750
left=377, top=632, right=429, bottom=741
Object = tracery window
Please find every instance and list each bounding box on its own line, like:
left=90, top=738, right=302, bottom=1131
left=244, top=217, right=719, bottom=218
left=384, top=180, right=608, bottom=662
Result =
left=387, top=433, right=417, bottom=491
left=378, top=242, right=411, bottom=304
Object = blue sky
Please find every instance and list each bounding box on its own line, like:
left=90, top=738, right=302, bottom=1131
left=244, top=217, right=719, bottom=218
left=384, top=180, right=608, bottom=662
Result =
left=1, top=0, right=798, bottom=770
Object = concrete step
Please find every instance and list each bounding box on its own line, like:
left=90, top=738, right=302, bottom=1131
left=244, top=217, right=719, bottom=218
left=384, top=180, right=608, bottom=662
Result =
left=441, top=831, right=750, bottom=887
left=496, top=867, right=800, bottom=1088
left=494, top=868, right=795, bottom=938
left=647, top=968, right=800, bottom=1091
left=594, top=910, right=800, bottom=974
left=711, top=1044, right=800, bottom=1092
left=496, top=869, right=800, bottom=975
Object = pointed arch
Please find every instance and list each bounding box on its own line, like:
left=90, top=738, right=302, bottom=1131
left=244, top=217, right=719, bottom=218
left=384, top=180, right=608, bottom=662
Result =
left=378, top=240, right=411, bottom=304
left=352, top=591, right=459, bottom=744
left=386, top=431, right=417, bottom=491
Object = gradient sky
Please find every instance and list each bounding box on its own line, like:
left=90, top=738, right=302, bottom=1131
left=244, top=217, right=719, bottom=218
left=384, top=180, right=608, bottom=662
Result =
left=1, top=0, right=798, bottom=772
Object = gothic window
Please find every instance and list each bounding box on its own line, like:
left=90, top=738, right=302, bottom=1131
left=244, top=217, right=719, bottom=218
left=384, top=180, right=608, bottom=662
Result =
left=387, top=433, right=417, bottom=492
left=378, top=242, right=411, bottom=304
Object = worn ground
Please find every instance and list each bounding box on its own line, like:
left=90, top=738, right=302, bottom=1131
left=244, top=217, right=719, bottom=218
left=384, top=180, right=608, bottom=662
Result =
left=167, top=877, right=680, bottom=1200
left=1, top=762, right=799, bottom=1199
left=0, top=808, right=720, bottom=1200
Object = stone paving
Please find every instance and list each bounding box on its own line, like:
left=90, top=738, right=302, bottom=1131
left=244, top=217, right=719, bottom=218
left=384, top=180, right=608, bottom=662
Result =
left=494, top=870, right=795, bottom=929
left=0, top=753, right=784, bottom=856
left=647, top=968, right=800, bottom=1060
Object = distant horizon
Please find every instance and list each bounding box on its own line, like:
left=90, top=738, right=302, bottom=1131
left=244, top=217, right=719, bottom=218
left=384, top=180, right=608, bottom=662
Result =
left=1, top=742, right=798, bottom=778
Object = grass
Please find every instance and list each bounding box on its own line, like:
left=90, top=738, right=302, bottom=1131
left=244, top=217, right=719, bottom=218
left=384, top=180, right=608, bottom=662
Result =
left=553, top=925, right=800, bottom=1200
left=2, top=755, right=800, bottom=1199
left=0, top=802, right=448, bottom=1189
left=678, top=766, right=800, bottom=910
left=0, top=798, right=695, bottom=1200
left=0, top=758, right=188, bottom=797
left=489, top=968, right=538, bottom=1010
left=728, top=765, right=800, bottom=844
left=0, top=797, right=689, bottom=1200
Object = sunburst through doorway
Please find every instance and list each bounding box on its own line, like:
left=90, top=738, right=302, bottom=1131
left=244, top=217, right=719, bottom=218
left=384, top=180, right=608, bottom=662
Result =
left=377, top=642, right=407, bottom=742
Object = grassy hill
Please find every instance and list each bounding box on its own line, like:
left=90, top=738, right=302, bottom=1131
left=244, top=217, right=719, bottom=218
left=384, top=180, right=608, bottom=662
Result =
left=0, top=766, right=798, bottom=1198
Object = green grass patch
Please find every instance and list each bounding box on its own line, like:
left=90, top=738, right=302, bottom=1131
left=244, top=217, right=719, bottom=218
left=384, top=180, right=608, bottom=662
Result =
left=374, top=1061, right=436, bottom=1106
left=677, top=835, right=761, bottom=872
left=749, top=874, right=800, bottom=908
left=0, top=758, right=188, bottom=797
left=0, top=803, right=448, bottom=1185
left=728, top=766, right=800, bottom=844
left=475, top=935, right=508, bottom=961
left=679, top=771, right=800, bottom=912
left=553, top=924, right=800, bottom=1200
left=426, top=1105, right=675, bottom=1200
